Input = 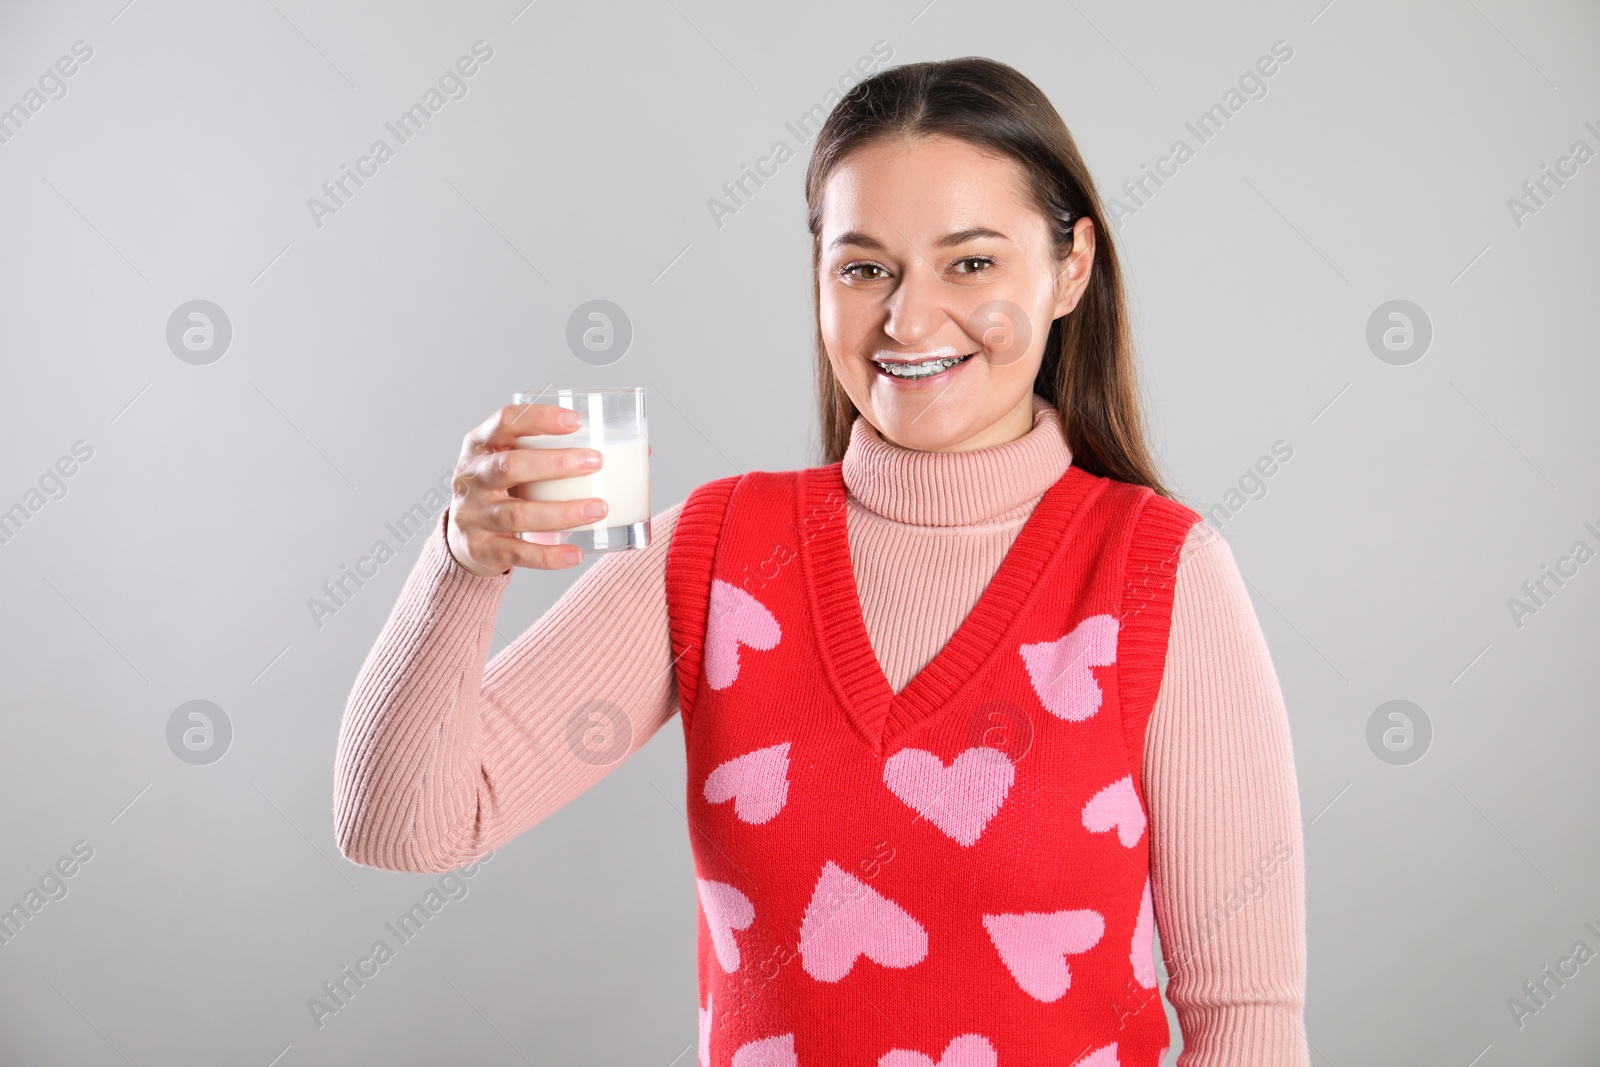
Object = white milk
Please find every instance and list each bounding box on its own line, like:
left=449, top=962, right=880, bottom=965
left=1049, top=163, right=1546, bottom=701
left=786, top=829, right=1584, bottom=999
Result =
left=514, top=433, right=649, bottom=531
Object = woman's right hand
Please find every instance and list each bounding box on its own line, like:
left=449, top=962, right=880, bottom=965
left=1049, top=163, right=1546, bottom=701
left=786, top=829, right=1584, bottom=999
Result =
left=445, top=402, right=607, bottom=576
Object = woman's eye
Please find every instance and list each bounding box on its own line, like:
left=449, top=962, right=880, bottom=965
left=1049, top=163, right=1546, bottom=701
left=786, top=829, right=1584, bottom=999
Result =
left=952, top=256, right=993, bottom=274
left=843, top=263, right=888, bottom=281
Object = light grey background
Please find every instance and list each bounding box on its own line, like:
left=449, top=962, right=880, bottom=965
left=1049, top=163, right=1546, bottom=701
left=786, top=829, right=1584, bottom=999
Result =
left=1, top=0, right=1596, bottom=1064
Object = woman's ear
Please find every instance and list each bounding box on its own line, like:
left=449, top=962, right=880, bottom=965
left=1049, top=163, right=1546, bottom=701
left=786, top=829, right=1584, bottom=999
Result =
left=1052, top=216, right=1096, bottom=319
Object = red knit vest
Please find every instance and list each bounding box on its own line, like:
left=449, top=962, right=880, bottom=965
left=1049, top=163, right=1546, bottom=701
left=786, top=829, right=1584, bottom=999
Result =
left=666, top=459, right=1200, bottom=1067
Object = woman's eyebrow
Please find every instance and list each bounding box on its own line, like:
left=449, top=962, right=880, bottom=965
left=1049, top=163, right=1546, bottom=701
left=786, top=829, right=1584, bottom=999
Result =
left=936, top=226, right=1009, bottom=247
left=829, top=231, right=884, bottom=251
left=828, top=226, right=1011, bottom=252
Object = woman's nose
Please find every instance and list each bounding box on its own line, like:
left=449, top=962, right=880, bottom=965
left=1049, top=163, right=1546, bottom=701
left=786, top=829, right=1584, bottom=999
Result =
left=881, top=264, right=950, bottom=346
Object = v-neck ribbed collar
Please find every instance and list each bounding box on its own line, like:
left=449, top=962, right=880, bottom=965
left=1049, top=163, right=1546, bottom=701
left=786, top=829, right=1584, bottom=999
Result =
left=799, top=458, right=1098, bottom=754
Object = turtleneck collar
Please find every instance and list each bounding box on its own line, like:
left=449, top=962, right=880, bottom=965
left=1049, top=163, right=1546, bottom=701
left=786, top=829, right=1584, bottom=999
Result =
left=840, top=394, right=1073, bottom=527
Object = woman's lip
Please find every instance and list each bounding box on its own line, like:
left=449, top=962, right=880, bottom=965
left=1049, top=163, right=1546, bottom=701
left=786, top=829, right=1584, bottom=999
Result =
left=873, top=346, right=961, bottom=364
left=872, top=352, right=976, bottom=386
left=872, top=350, right=978, bottom=366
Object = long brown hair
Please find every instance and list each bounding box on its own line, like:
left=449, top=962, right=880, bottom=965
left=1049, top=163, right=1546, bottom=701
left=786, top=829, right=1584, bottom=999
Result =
left=805, top=57, right=1176, bottom=499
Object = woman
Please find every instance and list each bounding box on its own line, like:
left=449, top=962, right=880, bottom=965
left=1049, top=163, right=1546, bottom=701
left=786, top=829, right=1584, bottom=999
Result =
left=335, top=57, right=1309, bottom=1067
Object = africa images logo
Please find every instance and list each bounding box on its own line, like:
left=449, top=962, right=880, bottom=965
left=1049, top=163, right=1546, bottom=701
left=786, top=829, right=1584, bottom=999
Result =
left=305, top=41, right=495, bottom=230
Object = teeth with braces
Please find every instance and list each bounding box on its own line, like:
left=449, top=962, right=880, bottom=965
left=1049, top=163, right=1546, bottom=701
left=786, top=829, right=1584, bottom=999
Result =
left=875, top=354, right=971, bottom=379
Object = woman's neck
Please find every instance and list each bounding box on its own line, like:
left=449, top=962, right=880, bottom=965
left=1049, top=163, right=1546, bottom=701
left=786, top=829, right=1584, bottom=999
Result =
left=840, top=394, right=1072, bottom=527
left=869, top=391, right=1038, bottom=454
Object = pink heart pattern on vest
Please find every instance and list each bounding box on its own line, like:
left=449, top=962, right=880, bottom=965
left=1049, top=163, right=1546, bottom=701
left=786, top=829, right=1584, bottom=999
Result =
left=704, top=742, right=792, bottom=824
left=698, top=878, right=755, bottom=973
left=1081, top=775, right=1146, bottom=848
left=1073, top=1042, right=1121, bottom=1066
left=882, top=746, right=1015, bottom=847
left=798, top=860, right=928, bottom=982
left=1019, top=613, right=1119, bottom=721
left=982, top=908, right=1106, bottom=1002
left=706, top=579, right=782, bottom=691
left=878, top=1033, right=998, bottom=1067
left=732, top=1032, right=797, bottom=1067
left=1131, top=878, right=1157, bottom=989
left=672, top=466, right=1194, bottom=1062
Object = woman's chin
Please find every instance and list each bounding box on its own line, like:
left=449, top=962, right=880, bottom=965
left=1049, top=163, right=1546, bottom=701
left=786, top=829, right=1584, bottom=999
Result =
left=864, top=401, right=977, bottom=453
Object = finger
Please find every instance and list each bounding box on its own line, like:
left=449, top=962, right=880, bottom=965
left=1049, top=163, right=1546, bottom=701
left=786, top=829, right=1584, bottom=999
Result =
left=460, top=406, right=511, bottom=459
left=513, top=539, right=585, bottom=569
left=473, top=531, right=588, bottom=572
left=463, top=402, right=583, bottom=456
left=467, top=445, right=602, bottom=492
left=473, top=495, right=607, bottom=535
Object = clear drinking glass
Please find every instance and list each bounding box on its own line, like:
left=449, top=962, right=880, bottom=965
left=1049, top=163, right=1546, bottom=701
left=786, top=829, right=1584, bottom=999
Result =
left=510, top=387, right=649, bottom=553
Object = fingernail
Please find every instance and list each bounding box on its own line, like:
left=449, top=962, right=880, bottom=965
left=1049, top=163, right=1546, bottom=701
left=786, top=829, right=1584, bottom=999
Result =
left=563, top=547, right=582, bottom=564
left=578, top=451, right=602, bottom=469
left=560, top=410, right=581, bottom=429
left=582, top=500, right=608, bottom=518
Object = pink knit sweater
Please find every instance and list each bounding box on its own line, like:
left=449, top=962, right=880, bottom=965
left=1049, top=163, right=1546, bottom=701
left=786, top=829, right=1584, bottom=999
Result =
left=334, top=395, right=1310, bottom=1065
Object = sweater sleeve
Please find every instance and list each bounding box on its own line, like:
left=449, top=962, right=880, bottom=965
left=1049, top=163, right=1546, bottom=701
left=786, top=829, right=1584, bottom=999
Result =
left=333, top=500, right=684, bottom=873
left=1142, top=521, right=1310, bottom=1065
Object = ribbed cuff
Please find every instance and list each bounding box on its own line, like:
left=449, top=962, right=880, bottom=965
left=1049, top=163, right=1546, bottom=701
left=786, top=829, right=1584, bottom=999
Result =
left=417, top=506, right=513, bottom=615
left=1172, top=1002, right=1311, bottom=1066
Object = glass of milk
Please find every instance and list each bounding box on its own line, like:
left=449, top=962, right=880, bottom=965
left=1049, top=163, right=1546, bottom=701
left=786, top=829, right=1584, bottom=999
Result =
left=510, top=387, right=649, bottom=553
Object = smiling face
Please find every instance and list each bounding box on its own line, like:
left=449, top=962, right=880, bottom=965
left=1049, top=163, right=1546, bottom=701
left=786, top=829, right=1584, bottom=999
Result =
left=817, top=133, right=1095, bottom=453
